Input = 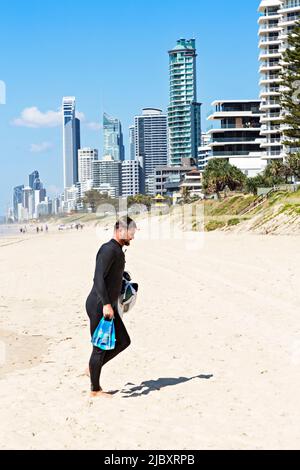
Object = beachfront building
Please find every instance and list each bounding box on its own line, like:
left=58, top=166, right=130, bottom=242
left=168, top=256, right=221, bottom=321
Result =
left=36, top=198, right=52, bottom=218
left=76, top=180, right=94, bottom=203
left=121, top=160, right=143, bottom=197
left=78, top=148, right=98, bottom=183
left=198, top=132, right=212, bottom=172
left=103, top=113, right=125, bottom=162
left=134, top=108, right=168, bottom=183
left=63, top=185, right=79, bottom=213
left=93, top=156, right=122, bottom=198
left=168, top=38, right=202, bottom=166
left=179, top=168, right=203, bottom=198
left=155, top=158, right=197, bottom=197
left=52, top=197, right=61, bottom=215
left=207, top=100, right=265, bottom=177
left=258, top=0, right=300, bottom=163
left=63, top=97, right=81, bottom=188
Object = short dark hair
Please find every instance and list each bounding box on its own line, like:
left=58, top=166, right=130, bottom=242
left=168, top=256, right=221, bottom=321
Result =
left=114, top=216, right=137, bottom=231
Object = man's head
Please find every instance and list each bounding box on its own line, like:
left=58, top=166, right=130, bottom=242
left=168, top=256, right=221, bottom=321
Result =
left=114, top=216, right=137, bottom=247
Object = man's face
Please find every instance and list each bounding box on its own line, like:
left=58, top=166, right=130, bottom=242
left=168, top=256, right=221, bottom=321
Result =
left=119, top=227, right=136, bottom=246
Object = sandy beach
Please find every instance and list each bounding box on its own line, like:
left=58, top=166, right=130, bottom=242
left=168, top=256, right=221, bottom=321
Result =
left=0, top=224, right=300, bottom=450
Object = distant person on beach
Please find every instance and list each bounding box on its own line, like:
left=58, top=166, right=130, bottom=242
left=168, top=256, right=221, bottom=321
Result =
left=85, top=216, right=137, bottom=398
left=36, top=227, right=39, bottom=234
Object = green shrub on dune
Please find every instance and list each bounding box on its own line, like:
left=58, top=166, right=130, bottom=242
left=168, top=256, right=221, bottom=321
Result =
left=205, top=220, right=226, bottom=232
left=227, top=218, right=241, bottom=227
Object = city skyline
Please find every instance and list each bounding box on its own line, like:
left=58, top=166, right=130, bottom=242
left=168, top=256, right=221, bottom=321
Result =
left=0, top=0, right=260, bottom=215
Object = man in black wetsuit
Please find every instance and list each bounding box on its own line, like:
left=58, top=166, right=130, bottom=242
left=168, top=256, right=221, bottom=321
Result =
left=86, top=216, right=137, bottom=398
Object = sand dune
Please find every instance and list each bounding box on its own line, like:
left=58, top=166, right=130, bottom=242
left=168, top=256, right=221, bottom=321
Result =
left=0, top=226, right=300, bottom=450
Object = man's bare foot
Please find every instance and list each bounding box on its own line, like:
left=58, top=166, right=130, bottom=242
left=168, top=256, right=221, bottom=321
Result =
left=90, top=390, right=113, bottom=398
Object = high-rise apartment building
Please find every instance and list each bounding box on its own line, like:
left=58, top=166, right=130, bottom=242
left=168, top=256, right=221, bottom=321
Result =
left=121, top=160, right=142, bottom=197
left=93, top=156, right=122, bottom=198
left=258, top=0, right=300, bottom=163
left=168, top=38, right=202, bottom=166
left=78, top=148, right=98, bottom=183
left=134, top=108, right=168, bottom=180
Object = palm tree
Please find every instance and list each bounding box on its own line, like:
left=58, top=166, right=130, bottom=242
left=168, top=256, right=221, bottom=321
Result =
left=203, top=159, right=246, bottom=198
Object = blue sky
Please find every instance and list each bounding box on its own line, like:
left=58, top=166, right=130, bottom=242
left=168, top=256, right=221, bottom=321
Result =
left=0, top=0, right=260, bottom=215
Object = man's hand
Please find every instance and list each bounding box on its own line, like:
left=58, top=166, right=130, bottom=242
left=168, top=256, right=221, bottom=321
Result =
left=103, top=304, right=114, bottom=320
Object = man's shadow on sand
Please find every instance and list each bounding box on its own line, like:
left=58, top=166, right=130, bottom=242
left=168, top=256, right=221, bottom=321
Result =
left=120, top=374, right=213, bottom=398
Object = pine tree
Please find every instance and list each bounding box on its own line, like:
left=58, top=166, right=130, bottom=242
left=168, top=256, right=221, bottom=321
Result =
left=280, top=21, right=300, bottom=178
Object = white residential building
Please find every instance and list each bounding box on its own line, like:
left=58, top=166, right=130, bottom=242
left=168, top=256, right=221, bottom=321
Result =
left=22, top=186, right=34, bottom=219
left=121, top=160, right=141, bottom=197
left=63, top=185, right=79, bottom=213
left=93, top=156, right=122, bottom=198
left=207, top=100, right=265, bottom=177
left=78, top=148, right=98, bottom=183
left=198, top=132, right=212, bottom=172
left=179, top=169, right=203, bottom=197
left=134, top=108, right=168, bottom=180
left=258, top=0, right=300, bottom=162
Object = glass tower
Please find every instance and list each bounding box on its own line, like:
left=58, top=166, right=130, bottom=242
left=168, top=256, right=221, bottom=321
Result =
left=13, top=185, right=24, bottom=220
left=29, top=170, right=39, bottom=189
left=63, top=97, right=81, bottom=188
left=168, top=38, right=201, bottom=166
left=103, top=113, right=125, bottom=161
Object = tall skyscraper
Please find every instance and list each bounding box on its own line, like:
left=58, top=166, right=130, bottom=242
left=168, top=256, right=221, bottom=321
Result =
left=134, top=108, right=168, bottom=180
left=29, top=170, right=39, bottom=189
left=13, top=185, right=24, bottom=220
left=63, top=97, right=81, bottom=188
left=168, top=38, right=202, bottom=166
left=29, top=170, right=44, bottom=191
left=258, top=0, right=300, bottom=164
left=103, top=113, right=125, bottom=161
left=129, top=125, right=135, bottom=161
left=78, top=148, right=98, bottom=183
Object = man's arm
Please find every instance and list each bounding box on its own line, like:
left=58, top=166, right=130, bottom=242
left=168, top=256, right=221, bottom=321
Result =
left=93, top=245, right=115, bottom=306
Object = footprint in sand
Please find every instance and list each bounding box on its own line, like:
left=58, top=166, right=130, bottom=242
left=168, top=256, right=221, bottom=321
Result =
left=0, top=329, right=48, bottom=378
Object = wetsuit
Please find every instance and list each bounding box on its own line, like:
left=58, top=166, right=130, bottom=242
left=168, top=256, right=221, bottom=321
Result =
left=86, top=238, right=131, bottom=392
